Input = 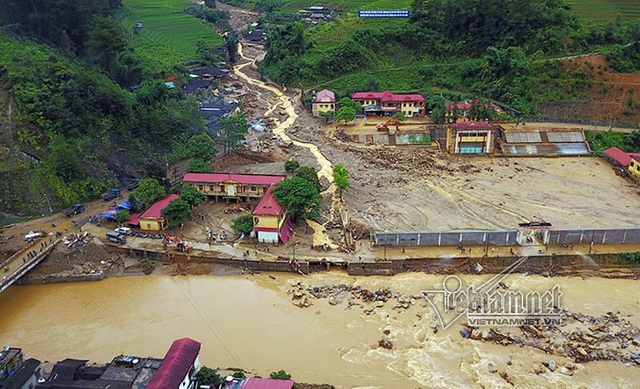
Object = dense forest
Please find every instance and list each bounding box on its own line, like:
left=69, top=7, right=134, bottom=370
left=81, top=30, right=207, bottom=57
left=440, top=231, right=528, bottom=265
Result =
left=260, top=0, right=640, bottom=116
left=0, top=0, right=223, bottom=215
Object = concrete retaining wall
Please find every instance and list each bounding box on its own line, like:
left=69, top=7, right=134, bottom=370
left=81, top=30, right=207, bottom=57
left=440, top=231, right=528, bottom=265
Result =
left=547, top=228, right=640, bottom=245
left=18, top=272, right=105, bottom=285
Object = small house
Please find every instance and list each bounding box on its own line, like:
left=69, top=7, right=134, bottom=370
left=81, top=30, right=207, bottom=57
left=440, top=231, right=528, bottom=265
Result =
left=147, top=338, right=201, bottom=389
left=138, top=194, right=179, bottom=231
left=446, top=121, right=495, bottom=154
left=311, top=89, right=336, bottom=117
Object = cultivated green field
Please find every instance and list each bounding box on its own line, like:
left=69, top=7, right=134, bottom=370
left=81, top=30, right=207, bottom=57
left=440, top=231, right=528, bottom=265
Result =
left=565, top=0, right=640, bottom=23
left=120, top=0, right=222, bottom=72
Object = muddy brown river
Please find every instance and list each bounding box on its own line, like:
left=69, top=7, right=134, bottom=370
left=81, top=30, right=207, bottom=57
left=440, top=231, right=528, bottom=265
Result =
left=1, top=272, right=639, bottom=388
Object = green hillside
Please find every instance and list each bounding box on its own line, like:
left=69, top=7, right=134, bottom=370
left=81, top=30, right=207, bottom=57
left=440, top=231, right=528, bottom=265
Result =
left=566, top=0, right=640, bottom=23
left=120, top=0, right=223, bottom=72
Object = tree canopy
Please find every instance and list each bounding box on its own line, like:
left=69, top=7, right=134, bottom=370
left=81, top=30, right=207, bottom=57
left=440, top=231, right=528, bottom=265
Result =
left=272, top=176, right=322, bottom=220
left=133, top=178, right=166, bottom=209
left=188, top=158, right=212, bottom=173
left=295, top=166, right=322, bottom=192
left=187, top=134, right=217, bottom=162
left=333, top=164, right=349, bottom=192
left=161, top=198, right=193, bottom=228
left=336, top=106, right=356, bottom=123
left=232, top=214, right=254, bottom=235
left=180, top=184, right=204, bottom=208
left=217, top=114, right=249, bottom=154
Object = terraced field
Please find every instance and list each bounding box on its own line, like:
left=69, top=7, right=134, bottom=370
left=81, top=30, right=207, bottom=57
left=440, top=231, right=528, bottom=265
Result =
left=120, top=0, right=222, bottom=71
left=565, top=0, right=640, bottom=23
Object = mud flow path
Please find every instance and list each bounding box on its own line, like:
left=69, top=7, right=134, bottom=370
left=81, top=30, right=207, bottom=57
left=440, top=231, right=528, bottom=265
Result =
left=233, top=44, right=344, bottom=250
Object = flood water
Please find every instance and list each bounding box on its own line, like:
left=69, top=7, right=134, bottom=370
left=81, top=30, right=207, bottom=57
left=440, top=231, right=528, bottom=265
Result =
left=1, top=272, right=640, bottom=388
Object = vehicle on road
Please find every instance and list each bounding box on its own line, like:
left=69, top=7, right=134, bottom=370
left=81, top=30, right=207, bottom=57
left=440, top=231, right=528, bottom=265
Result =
left=114, top=227, right=132, bottom=235
left=102, top=188, right=122, bottom=201
left=106, top=231, right=126, bottom=244
left=64, top=203, right=86, bottom=217
left=127, top=179, right=141, bottom=191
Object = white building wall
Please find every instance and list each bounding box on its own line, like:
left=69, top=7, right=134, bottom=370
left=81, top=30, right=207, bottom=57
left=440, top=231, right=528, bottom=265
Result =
left=258, top=231, right=279, bottom=243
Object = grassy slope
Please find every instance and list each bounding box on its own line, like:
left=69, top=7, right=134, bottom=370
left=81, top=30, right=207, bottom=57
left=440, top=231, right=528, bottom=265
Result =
left=565, top=0, right=640, bottom=23
left=120, top=0, right=222, bottom=72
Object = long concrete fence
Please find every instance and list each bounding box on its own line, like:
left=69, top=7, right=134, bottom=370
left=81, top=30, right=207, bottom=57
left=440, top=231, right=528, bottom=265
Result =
left=373, top=228, right=640, bottom=247
left=373, top=230, right=519, bottom=247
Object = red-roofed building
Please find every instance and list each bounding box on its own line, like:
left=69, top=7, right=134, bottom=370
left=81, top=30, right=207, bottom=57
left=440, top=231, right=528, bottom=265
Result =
left=351, top=90, right=425, bottom=117
left=183, top=173, right=289, bottom=243
left=147, top=338, right=201, bottom=389
left=312, top=89, right=336, bottom=117
left=445, top=100, right=503, bottom=120
left=603, top=147, right=631, bottom=167
left=139, top=194, right=179, bottom=231
left=241, top=377, right=295, bottom=389
left=446, top=121, right=495, bottom=154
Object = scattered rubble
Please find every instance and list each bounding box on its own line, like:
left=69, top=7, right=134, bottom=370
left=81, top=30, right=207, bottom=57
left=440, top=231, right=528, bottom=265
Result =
left=287, top=282, right=422, bottom=313
left=460, top=311, right=640, bottom=368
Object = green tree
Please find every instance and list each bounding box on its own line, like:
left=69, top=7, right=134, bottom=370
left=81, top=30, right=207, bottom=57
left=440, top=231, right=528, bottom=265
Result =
left=319, top=110, right=336, bottom=124
left=272, top=176, right=321, bottom=220
left=284, top=159, right=300, bottom=172
left=161, top=198, right=193, bottom=228
left=295, top=166, right=321, bottom=191
left=392, top=111, right=406, bottom=122
left=338, top=97, right=360, bottom=112
left=270, top=370, right=292, bottom=380
left=363, top=75, right=380, bottom=92
left=332, top=164, right=349, bottom=195
left=133, top=178, right=166, bottom=209
left=232, top=214, right=254, bottom=235
left=180, top=184, right=204, bottom=208
left=115, top=209, right=131, bottom=223
left=336, top=106, right=356, bottom=124
left=128, top=194, right=143, bottom=213
left=217, top=114, right=248, bottom=154
left=196, top=367, right=222, bottom=386
left=204, top=0, right=216, bottom=8
left=187, top=134, right=216, bottom=161
left=188, top=158, right=212, bottom=173
left=431, top=105, right=447, bottom=125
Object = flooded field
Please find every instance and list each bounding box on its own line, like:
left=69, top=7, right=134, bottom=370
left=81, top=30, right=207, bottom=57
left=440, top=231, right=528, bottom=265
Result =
left=1, top=272, right=640, bottom=388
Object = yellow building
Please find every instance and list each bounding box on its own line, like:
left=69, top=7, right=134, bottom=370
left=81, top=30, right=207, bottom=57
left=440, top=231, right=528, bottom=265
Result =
left=629, top=154, right=640, bottom=181
left=138, top=194, right=179, bottom=231
left=446, top=121, right=495, bottom=154
left=182, top=173, right=292, bottom=243
left=312, top=89, right=336, bottom=117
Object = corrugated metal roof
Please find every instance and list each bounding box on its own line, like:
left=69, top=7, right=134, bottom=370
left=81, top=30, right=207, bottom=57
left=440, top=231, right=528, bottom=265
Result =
left=505, top=132, right=542, bottom=143
left=139, top=194, right=180, bottom=220
left=183, top=173, right=284, bottom=186
left=502, top=143, right=590, bottom=157
left=604, top=147, right=630, bottom=166
left=546, top=131, right=585, bottom=142
left=147, top=338, right=201, bottom=389
left=253, top=185, right=282, bottom=216
left=241, top=377, right=294, bottom=389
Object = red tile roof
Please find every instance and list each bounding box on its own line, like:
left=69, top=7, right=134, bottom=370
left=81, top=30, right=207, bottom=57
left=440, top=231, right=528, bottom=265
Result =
left=449, top=121, right=494, bottom=130
left=126, top=212, right=141, bottom=226
left=351, top=90, right=425, bottom=103
left=604, top=147, right=630, bottom=166
left=445, top=100, right=503, bottom=112
left=315, top=89, right=335, bottom=103
left=183, top=173, right=284, bottom=186
left=629, top=153, right=640, bottom=162
left=253, top=185, right=282, bottom=216
left=241, top=377, right=294, bottom=389
left=147, top=338, right=201, bottom=389
left=139, top=194, right=179, bottom=220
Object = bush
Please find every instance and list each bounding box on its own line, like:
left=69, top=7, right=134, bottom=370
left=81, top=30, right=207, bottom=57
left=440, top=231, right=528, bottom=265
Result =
left=138, top=259, right=155, bottom=274
left=270, top=370, right=291, bottom=380
left=284, top=159, right=300, bottom=172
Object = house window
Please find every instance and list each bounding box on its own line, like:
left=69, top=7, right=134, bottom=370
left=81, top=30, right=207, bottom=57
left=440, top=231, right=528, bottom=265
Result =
left=209, top=185, right=214, bottom=191
left=632, top=161, right=635, bottom=167
left=198, top=185, right=204, bottom=191
left=254, top=217, right=259, bottom=225
left=251, top=186, right=257, bottom=191
left=220, top=185, right=225, bottom=191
